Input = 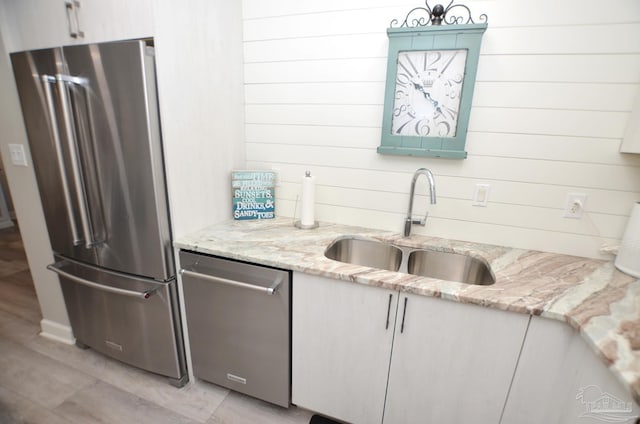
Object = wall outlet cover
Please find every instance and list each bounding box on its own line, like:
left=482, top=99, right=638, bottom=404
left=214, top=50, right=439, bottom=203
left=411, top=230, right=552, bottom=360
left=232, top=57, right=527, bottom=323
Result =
left=563, top=193, right=587, bottom=219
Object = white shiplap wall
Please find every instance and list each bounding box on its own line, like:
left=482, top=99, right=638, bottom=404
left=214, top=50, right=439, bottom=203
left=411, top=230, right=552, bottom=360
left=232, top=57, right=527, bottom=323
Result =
left=242, top=0, right=640, bottom=259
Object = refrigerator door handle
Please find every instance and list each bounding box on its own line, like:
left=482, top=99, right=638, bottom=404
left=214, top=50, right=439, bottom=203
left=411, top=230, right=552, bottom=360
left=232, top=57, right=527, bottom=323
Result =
left=41, top=74, right=82, bottom=246
left=47, top=261, right=157, bottom=299
left=179, top=269, right=282, bottom=295
left=56, top=74, right=97, bottom=249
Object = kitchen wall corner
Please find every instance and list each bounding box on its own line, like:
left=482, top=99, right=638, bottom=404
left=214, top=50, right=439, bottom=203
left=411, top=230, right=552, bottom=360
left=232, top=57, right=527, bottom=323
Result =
left=154, top=0, right=246, bottom=239
left=0, top=32, right=73, bottom=337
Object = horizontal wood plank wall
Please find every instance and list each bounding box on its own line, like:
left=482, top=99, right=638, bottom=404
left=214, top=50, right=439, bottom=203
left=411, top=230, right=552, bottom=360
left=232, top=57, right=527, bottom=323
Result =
left=242, top=0, right=640, bottom=259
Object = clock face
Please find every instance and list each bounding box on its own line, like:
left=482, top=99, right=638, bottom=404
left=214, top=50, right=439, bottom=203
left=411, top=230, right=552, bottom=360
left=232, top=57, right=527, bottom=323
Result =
left=391, top=49, right=468, bottom=138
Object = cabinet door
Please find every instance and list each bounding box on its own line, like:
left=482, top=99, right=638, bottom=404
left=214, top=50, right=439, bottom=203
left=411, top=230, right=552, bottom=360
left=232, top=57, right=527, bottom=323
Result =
left=501, top=316, right=640, bottom=424
left=0, top=0, right=70, bottom=51
left=0, top=0, right=154, bottom=53
left=292, top=272, right=398, bottom=424
left=384, top=293, right=530, bottom=424
left=78, top=0, right=154, bottom=44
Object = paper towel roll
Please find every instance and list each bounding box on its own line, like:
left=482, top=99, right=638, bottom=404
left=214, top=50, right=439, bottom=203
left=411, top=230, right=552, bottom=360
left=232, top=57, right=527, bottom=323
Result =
left=300, top=171, right=316, bottom=226
left=615, top=201, right=640, bottom=278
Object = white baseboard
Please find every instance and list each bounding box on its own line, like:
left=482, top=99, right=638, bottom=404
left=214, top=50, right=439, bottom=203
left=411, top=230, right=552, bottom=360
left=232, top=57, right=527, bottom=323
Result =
left=39, top=319, right=75, bottom=345
left=0, top=218, right=13, bottom=229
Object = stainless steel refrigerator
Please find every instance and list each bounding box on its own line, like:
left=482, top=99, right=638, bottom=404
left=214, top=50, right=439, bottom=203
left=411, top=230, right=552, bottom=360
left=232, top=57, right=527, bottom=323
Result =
left=10, top=39, right=187, bottom=386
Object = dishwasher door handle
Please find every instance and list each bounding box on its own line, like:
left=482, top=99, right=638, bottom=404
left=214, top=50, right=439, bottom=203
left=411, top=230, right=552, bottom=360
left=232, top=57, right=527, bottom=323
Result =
left=179, top=269, right=281, bottom=295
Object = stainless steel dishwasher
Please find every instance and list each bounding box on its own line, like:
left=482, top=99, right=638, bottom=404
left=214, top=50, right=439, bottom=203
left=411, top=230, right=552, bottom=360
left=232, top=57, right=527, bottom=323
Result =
left=179, top=251, right=291, bottom=407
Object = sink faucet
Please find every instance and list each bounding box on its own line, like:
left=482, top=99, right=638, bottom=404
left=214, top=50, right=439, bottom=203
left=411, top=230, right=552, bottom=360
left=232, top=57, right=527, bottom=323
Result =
left=404, top=168, right=436, bottom=237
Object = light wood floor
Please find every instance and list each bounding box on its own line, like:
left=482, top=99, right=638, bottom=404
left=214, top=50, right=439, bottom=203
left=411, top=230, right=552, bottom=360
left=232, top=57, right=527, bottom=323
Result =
left=0, top=225, right=314, bottom=424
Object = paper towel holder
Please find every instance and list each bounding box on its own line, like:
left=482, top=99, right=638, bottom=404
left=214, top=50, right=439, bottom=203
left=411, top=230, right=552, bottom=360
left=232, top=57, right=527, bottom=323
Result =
left=294, top=171, right=319, bottom=229
left=295, top=220, right=319, bottom=230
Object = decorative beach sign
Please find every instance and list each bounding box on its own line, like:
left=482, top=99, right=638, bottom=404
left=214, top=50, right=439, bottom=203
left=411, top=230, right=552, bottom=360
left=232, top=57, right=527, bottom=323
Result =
left=231, top=170, right=276, bottom=220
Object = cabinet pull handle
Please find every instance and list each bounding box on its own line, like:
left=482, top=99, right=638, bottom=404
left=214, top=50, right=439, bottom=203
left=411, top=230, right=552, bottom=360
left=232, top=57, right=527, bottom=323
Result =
left=65, top=1, right=78, bottom=38
left=385, top=293, right=393, bottom=329
left=400, top=297, right=408, bottom=333
left=65, top=1, right=84, bottom=38
left=72, top=1, right=85, bottom=38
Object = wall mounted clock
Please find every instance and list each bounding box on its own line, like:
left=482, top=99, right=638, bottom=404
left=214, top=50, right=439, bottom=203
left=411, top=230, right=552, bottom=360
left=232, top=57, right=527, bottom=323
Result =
left=378, top=2, right=488, bottom=159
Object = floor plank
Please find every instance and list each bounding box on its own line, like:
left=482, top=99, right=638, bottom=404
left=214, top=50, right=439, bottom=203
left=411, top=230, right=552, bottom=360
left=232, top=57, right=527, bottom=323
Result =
left=208, top=391, right=314, bottom=424
left=0, top=279, right=42, bottom=324
left=0, top=339, right=96, bottom=409
left=25, top=334, right=230, bottom=422
left=53, top=381, right=200, bottom=424
left=0, top=385, right=71, bottom=424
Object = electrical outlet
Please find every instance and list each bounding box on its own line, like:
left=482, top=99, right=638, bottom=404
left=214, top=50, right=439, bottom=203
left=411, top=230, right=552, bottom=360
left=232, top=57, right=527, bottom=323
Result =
left=563, top=193, right=587, bottom=219
left=472, top=184, right=490, bottom=207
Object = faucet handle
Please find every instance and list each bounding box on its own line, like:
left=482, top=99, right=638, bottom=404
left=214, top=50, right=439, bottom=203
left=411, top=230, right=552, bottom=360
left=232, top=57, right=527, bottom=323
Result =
left=411, top=211, right=428, bottom=226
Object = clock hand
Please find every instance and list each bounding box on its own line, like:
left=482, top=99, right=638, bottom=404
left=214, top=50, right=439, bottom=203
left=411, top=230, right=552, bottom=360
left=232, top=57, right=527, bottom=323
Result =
left=411, top=81, right=431, bottom=100
left=412, top=82, right=441, bottom=113
left=425, top=93, right=441, bottom=114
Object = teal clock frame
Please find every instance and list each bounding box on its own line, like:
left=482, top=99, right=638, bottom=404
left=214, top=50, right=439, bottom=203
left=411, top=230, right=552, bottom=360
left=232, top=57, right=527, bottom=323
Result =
left=378, top=23, right=487, bottom=159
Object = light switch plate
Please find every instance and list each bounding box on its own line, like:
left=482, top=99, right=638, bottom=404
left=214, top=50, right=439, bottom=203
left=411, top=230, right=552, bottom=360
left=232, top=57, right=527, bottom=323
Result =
left=472, top=184, right=490, bottom=207
left=8, top=144, right=28, bottom=167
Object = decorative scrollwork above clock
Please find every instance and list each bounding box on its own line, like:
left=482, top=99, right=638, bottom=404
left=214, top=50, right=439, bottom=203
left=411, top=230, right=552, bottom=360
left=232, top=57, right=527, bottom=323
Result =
left=390, top=0, right=488, bottom=29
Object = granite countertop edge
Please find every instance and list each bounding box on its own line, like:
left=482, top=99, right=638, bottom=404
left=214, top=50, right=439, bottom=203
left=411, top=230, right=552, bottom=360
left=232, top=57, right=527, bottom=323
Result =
left=174, top=217, right=640, bottom=404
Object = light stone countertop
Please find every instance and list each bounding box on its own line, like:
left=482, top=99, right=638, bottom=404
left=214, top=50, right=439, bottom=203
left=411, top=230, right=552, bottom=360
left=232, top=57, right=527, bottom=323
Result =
left=174, top=217, right=640, bottom=404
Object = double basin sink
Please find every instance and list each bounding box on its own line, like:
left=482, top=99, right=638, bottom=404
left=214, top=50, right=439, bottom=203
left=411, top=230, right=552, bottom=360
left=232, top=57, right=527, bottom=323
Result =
left=324, top=237, right=495, bottom=285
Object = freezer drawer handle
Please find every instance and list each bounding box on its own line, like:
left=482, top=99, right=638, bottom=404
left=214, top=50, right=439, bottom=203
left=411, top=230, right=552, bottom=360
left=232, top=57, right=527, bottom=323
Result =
left=179, top=269, right=281, bottom=295
left=47, top=262, right=156, bottom=300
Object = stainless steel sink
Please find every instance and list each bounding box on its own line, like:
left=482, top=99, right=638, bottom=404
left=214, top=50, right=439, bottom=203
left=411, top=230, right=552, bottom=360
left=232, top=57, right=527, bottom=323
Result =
left=324, top=237, right=495, bottom=285
left=324, top=237, right=402, bottom=272
left=407, top=249, right=495, bottom=285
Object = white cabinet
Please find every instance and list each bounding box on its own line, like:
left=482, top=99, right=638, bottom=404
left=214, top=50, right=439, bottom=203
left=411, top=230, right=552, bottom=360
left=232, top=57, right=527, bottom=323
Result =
left=0, top=0, right=69, bottom=51
left=292, top=273, right=530, bottom=424
left=292, top=272, right=398, bottom=424
left=384, top=293, right=530, bottom=423
left=0, top=0, right=154, bottom=52
left=501, top=316, right=640, bottom=424
left=72, top=0, right=154, bottom=45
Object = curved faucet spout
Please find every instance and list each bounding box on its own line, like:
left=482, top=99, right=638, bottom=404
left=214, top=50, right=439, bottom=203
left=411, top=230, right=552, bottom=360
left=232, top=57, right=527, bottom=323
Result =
left=404, top=168, right=437, bottom=237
